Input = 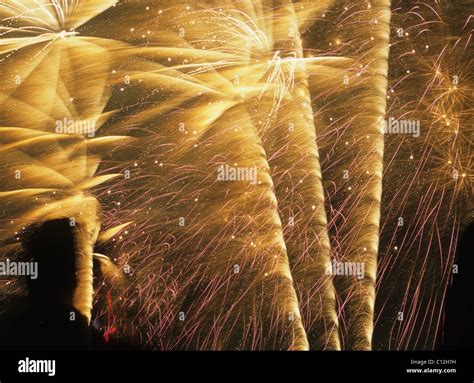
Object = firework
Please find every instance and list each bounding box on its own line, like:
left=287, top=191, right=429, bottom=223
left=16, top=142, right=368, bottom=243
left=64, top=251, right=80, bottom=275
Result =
left=0, top=0, right=471, bottom=352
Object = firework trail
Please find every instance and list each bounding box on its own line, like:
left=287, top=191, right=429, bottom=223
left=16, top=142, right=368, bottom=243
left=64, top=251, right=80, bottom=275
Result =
left=302, top=0, right=392, bottom=350
left=333, top=0, right=392, bottom=351
left=255, top=0, right=341, bottom=350
left=0, top=0, right=128, bottom=321
left=84, top=0, right=323, bottom=349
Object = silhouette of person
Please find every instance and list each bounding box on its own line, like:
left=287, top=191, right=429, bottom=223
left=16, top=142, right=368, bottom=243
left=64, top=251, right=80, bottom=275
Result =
left=0, top=219, right=96, bottom=350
